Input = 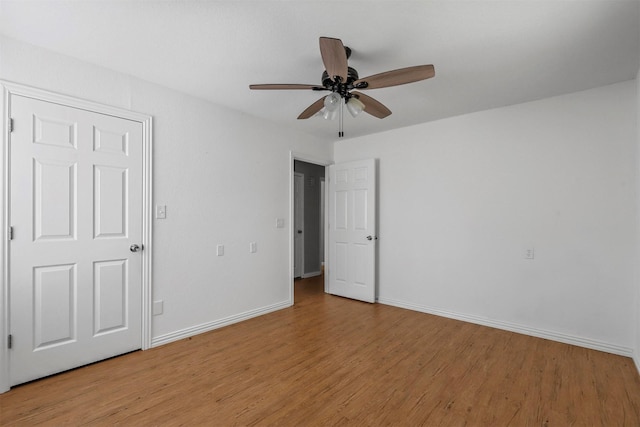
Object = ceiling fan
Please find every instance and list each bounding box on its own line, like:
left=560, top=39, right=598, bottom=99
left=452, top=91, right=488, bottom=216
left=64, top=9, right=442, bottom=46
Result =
left=249, top=37, right=435, bottom=137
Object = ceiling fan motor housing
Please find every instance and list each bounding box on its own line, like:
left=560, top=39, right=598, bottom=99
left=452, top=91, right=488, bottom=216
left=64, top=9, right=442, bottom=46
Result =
left=322, top=66, right=360, bottom=96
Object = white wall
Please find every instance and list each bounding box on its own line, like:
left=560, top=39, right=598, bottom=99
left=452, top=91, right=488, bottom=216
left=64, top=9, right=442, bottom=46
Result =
left=0, top=36, right=331, bottom=346
left=335, top=81, right=637, bottom=355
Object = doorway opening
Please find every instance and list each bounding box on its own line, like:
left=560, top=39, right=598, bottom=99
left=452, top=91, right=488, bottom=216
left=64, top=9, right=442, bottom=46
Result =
left=294, top=160, right=325, bottom=279
left=290, top=154, right=330, bottom=304
left=294, top=171, right=305, bottom=279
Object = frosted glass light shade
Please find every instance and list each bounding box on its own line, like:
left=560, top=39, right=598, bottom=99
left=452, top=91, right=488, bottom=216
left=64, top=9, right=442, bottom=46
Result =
left=346, top=97, right=365, bottom=117
left=323, top=107, right=338, bottom=120
left=324, top=92, right=341, bottom=112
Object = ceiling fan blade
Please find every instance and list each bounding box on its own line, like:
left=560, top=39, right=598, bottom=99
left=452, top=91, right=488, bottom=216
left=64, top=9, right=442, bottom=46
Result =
left=351, top=91, right=392, bottom=119
left=354, top=65, right=435, bottom=90
left=319, top=37, right=348, bottom=82
left=297, top=96, right=327, bottom=119
left=250, top=84, right=325, bottom=90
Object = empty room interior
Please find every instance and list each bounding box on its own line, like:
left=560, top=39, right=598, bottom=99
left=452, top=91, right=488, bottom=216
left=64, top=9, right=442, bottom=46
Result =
left=2, top=0, right=640, bottom=425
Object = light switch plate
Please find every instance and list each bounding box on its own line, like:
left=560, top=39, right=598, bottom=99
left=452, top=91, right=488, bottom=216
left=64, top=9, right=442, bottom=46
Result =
left=276, top=218, right=285, bottom=228
left=153, top=300, right=164, bottom=315
left=217, top=244, right=224, bottom=256
left=250, top=242, right=257, bottom=253
left=156, top=205, right=167, bottom=219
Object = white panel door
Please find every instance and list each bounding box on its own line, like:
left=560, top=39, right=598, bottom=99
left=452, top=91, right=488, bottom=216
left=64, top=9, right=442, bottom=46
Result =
left=9, top=94, right=143, bottom=386
left=328, top=159, right=376, bottom=303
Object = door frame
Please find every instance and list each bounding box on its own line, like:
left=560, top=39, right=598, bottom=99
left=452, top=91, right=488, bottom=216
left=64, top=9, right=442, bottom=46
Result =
left=320, top=177, right=325, bottom=273
left=0, top=81, right=153, bottom=393
left=293, top=172, right=305, bottom=278
left=289, top=152, right=331, bottom=304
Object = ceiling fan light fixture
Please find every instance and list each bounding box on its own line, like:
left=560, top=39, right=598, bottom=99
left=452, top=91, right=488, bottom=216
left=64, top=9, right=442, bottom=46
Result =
left=346, top=97, right=365, bottom=118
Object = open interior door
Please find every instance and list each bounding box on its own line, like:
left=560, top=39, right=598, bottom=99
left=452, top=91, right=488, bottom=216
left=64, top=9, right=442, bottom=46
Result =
left=328, top=159, right=377, bottom=303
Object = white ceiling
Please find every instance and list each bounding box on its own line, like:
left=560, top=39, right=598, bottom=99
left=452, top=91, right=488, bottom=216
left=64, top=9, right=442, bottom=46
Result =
left=1, top=1, right=638, bottom=142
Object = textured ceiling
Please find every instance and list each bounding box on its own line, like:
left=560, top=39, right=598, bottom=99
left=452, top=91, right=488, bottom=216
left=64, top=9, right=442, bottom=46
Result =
left=1, top=1, right=638, bottom=142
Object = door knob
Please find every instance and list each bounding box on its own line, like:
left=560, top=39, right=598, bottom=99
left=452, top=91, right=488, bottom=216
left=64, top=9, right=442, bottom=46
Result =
left=366, top=235, right=378, bottom=241
left=297, top=230, right=303, bottom=234
left=130, top=244, right=142, bottom=252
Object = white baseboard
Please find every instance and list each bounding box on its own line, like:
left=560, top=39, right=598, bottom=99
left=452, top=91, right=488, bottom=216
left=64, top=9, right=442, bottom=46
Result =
left=302, top=271, right=321, bottom=278
left=151, top=300, right=291, bottom=347
left=377, top=297, right=633, bottom=357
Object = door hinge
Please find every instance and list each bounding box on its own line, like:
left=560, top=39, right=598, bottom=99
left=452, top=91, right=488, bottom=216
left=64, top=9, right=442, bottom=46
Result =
left=9, top=118, right=14, bottom=133
left=8, top=226, right=13, bottom=240
left=8, top=334, right=12, bottom=349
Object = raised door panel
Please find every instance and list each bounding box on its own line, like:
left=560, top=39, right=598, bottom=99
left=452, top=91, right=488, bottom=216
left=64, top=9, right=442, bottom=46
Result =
left=334, top=190, right=348, bottom=230
left=94, top=165, right=128, bottom=239
left=93, top=126, right=128, bottom=156
left=94, top=260, right=128, bottom=335
left=33, top=114, right=77, bottom=149
left=334, top=242, right=348, bottom=284
left=33, top=264, right=77, bottom=349
left=354, top=189, right=368, bottom=231
left=33, top=160, right=77, bottom=241
left=353, top=243, right=368, bottom=287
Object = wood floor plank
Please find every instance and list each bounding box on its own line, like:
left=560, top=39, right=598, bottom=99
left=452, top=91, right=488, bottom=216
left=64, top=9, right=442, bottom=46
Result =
left=2, top=275, right=640, bottom=425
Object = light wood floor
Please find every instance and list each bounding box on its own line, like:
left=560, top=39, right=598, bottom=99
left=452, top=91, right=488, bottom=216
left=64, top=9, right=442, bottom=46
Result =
left=2, top=275, right=640, bottom=426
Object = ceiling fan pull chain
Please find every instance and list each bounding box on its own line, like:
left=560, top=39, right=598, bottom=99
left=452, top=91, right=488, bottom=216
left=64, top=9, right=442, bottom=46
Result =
left=339, top=97, right=344, bottom=138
